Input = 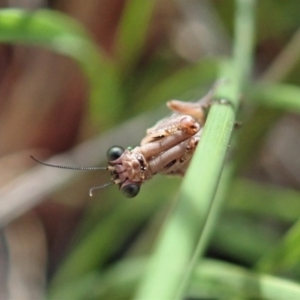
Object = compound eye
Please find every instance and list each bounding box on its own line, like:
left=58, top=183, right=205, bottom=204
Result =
left=121, top=184, right=140, bottom=198
left=107, top=146, right=125, bottom=161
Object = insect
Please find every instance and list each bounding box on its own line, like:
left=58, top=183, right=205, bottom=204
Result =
left=31, top=84, right=218, bottom=198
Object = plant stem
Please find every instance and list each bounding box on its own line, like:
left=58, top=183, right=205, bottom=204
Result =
left=134, top=0, right=256, bottom=299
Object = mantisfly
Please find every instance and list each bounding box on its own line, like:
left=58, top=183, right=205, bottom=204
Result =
left=31, top=84, right=220, bottom=198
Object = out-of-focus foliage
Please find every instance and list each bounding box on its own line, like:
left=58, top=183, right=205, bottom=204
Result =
left=0, top=0, right=300, bottom=299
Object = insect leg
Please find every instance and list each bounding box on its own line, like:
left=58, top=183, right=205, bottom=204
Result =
left=167, top=80, right=224, bottom=125
left=140, top=116, right=200, bottom=156
left=141, top=115, right=199, bottom=146
left=147, top=134, right=199, bottom=175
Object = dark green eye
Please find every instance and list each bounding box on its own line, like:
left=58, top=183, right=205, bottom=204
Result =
left=107, top=146, right=125, bottom=161
left=121, top=184, right=140, bottom=198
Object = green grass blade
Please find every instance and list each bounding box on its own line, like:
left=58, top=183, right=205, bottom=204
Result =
left=235, top=83, right=300, bottom=172
left=48, top=191, right=166, bottom=298
left=0, top=8, right=121, bottom=125
left=228, top=178, right=300, bottom=222
left=85, top=258, right=300, bottom=299
left=115, top=0, right=157, bottom=73
left=134, top=96, right=235, bottom=299
left=211, top=213, right=278, bottom=265
left=233, top=0, right=256, bottom=88
left=190, top=259, right=300, bottom=299
left=250, top=83, right=300, bottom=112
left=175, top=163, right=235, bottom=297
left=138, top=58, right=220, bottom=111
left=256, top=218, right=300, bottom=274
left=48, top=175, right=179, bottom=299
left=134, top=0, right=256, bottom=298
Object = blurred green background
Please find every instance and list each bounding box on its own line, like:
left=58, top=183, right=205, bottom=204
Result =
left=1, top=0, right=300, bottom=299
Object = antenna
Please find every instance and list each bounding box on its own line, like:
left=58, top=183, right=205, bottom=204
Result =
left=30, top=155, right=108, bottom=171
left=31, top=155, right=113, bottom=196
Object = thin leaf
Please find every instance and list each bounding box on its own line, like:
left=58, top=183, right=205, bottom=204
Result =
left=48, top=176, right=177, bottom=299
left=256, top=218, right=300, bottom=274
left=228, top=178, right=300, bottom=222
left=250, top=83, right=300, bottom=112
left=85, top=258, right=300, bottom=299
left=115, top=0, right=157, bottom=73
left=0, top=8, right=122, bottom=125
left=190, top=259, right=300, bottom=300
left=134, top=0, right=256, bottom=298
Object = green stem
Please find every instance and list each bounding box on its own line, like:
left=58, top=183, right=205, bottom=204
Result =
left=134, top=0, right=256, bottom=299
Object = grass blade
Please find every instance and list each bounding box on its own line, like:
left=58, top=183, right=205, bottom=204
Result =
left=0, top=8, right=121, bottom=125
left=134, top=0, right=256, bottom=298
left=85, top=258, right=300, bottom=299
left=115, top=0, right=157, bottom=73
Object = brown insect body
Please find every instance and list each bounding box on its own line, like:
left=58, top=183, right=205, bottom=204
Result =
left=107, top=92, right=212, bottom=197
